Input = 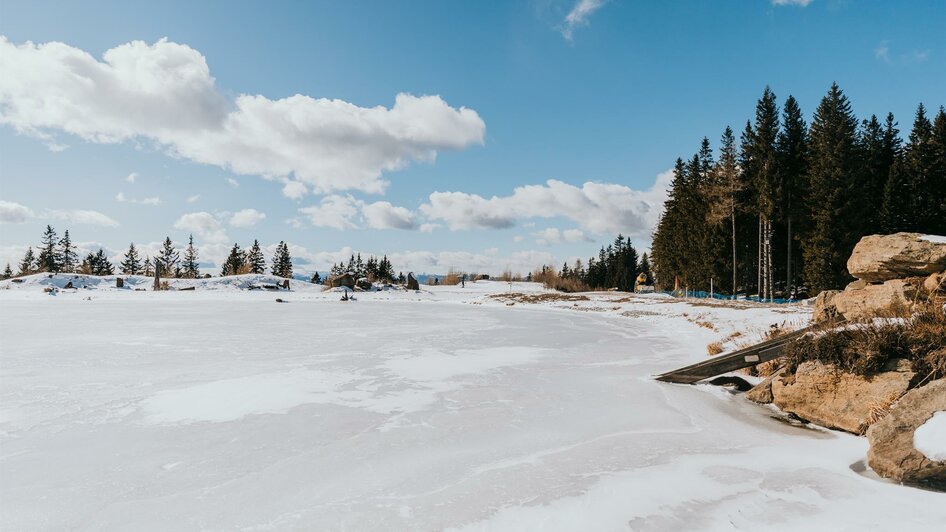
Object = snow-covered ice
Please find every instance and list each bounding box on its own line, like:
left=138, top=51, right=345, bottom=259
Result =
left=920, top=234, right=946, bottom=244
left=1, top=276, right=944, bottom=531
left=914, top=411, right=946, bottom=462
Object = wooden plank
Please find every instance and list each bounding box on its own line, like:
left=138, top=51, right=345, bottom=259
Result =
left=654, top=320, right=841, bottom=385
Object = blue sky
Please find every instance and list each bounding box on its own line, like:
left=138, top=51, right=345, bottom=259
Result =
left=1, top=0, right=944, bottom=275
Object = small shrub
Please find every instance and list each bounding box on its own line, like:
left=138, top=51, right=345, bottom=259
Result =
left=706, top=342, right=724, bottom=356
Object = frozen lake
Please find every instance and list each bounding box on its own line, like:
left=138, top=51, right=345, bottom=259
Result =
left=1, top=283, right=943, bottom=531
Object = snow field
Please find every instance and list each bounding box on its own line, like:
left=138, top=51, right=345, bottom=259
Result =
left=1, top=280, right=943, bottom=531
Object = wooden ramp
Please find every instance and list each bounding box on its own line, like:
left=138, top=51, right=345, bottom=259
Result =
left=655, top=320, right=841, bottom=384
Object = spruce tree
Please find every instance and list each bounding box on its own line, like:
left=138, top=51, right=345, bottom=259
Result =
left=58, top=230, right=78, bottom=273
left=158, top=237, right=179, bottom=277
left=18, top=247, right=36, bottom=276
left=930, top=107, right=946, bottom=234
left=221, top=244, right=245, bottom=276
left=2, top=263, right=12, bottom=280
left=247, top=240, right=266, bottom=274
left=747, top=87, right=780, bottom=300
left=121, top=243, right=142, bottom=275
left=180, top=235, right=200, bottom=278
left=802, top=83, right=863, bottom=293
left=776, top=95, right=808, bottom=292
left=310, top=271, right=322, bottom=284
left=37, top=225, right=61, bottom=273
left=142, top=256, right=154, bottom=277
left=270, top=241, right=293, bottom=278
left=706, top=126, right=743, bottom=293
left=638, top=253, right=651, bottom=280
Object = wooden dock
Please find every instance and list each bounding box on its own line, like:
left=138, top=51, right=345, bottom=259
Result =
left=655, top=320, right=840, bottom=384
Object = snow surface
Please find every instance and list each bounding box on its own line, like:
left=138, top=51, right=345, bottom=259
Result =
left=1, top=277, right=944, bottom=531
left=914, top=411, right=946, bottom=462
left=920, top=234, right=946, bottom=244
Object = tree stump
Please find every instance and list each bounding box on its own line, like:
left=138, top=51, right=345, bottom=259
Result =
left=116, top=277, right=124, bottom=288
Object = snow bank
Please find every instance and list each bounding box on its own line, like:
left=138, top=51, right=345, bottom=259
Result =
left=920, top=234, right=946, bottom=244
left=914, top=411, right=946, bottom=462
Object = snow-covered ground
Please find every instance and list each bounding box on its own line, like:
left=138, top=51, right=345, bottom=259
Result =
left=1, top=276, right=943, bottom=531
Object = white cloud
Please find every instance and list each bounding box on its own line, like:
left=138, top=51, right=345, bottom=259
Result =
left=115, top=192, right=161, bottom=205
left=0, top=200, right=34, bottom=224
left=0, top=37, right=486, bottom=194
left=420, top=169, right=673, bottom=239
left=186, top=194, right=200, bottom=203
left=229, top=208, right=266, bottom=228
left=772, top=0, right=813, bottom=6
left=48, top=209, right=120, bottom=227
left=875, top=41, right=891, bottom=63
left=419, top=223, right=440, bottom=233
left=227, top=177, right=239, bottom=188
left=297, top=196, right=419, bottom=231
left=532, top=227, right=589, bottom=246
left=298, top=195, right=361, bottom=230
left=562, top=0, right=607, bottom=41
left=362, top=201, right=416, bottom=230
left=125, top=172, right=138, bottom=183
left=282, top=181, right=307, bottom=199
left=173, top=212, right=228, bottom=243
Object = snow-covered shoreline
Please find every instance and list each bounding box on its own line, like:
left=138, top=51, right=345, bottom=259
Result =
left=1, top=278, right=942, bottom=531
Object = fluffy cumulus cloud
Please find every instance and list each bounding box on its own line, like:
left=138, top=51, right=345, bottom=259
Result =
left=0, top=200, right=34, bottom=224
left=296, top=195, right=418, bottom=231
left=532, top=227, right=589, bottom=246
left=420, top=169, right=673, bottom=238
left=0, top=199, right=119, bottom=226
left=562, top=0, right=607, bottom=40
left=362, top=201, right=417, bottom=230
left=298, top=195, right=362, bottom=230
left=0, top=37, right=486, bottom=194
left=47, top=209, right=120, bottom=227
left=229, top=208, right=266, bottom=228
left=173, top=212, right=228, bottom=243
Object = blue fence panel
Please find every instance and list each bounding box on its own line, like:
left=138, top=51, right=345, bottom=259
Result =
left=657, top=290, right=796, bottom=305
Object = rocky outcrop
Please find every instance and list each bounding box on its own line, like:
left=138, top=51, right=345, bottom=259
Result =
left=406, top=272, right=420, bottom=290
left=847, top=232, right=946, bottom=283
left=812, top=290, right=841, bottom=323
left=832, top=278, right=918, bottom=320
left=771, top=359, right=915, bottom=434
left=867, top=379, right=946, bottom=487
left=746, top=367, right=786, bottom=404
left=328, top=273, right=355, bottom=289
left=924, top=271, right=944, bottom=293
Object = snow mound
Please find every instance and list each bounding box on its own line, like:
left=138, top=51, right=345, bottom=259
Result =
left=920, top=234, right=946, bottom=244
left=914, top=411, right=946, bottom=462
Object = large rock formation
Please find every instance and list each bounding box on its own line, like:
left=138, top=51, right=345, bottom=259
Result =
left=812, top=290, right=841, bottom=322
left=847, top=233, right=946, bottom=283
left=867, top=379, right=946, bottom=487
left=328, top=273, right=355, bottom=289
left=771, top=359, right=915, bottom=434
left=831, top=278, right=918, bottom=320
left=406, top=272, right=420, bottom=290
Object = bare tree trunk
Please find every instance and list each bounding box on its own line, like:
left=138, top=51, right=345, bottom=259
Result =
left=786, top=216, right=792, bottom=297
left=731, top=207, right=737, bottom=296
left=757, top=215, right=762, bottom=299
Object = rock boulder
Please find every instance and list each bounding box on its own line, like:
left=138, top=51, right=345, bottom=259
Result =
left=832, top=279, right=917, bottom=320
left=847, top=233, right=946, bottom=282
left=772, top=358, right=915, bottom=434
left=812, top=290, right=841, bottom=323
left=867, top=379, right=946, bottom=487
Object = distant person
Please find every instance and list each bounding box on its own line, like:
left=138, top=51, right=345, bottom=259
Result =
left=461, top=274, right=467, bottom=288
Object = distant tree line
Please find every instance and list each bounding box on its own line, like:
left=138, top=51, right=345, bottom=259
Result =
left=329, top=253, right=398, bottom=283
left=533, top=235, right=652, bottom=291
left=651, top=83, right=946, bottom=298
left=4, top=227, right=304, bottom=281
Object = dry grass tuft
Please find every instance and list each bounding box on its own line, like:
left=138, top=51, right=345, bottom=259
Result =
left=866, top=390, right=905, bottom=426
left=706, top=342, right=724, bottom=356
left=782, top=298, right=946, bottom=380
left=531, top=268, right=590, bottom=293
